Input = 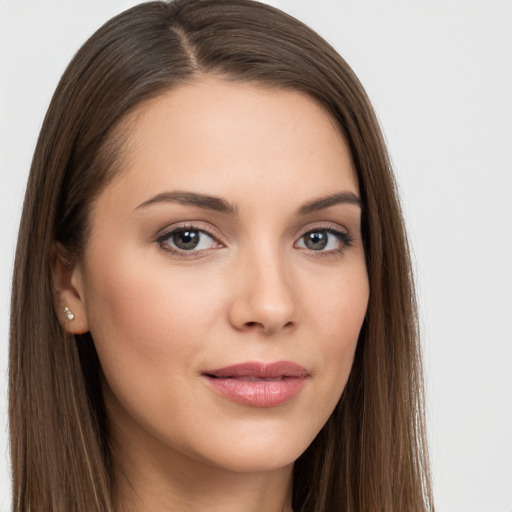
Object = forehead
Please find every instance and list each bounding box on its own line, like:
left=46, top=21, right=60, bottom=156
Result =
left=97, top=78, right=358, bottom=213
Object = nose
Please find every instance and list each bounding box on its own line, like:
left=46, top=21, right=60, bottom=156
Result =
left=227, top=247, right=298, bottom=335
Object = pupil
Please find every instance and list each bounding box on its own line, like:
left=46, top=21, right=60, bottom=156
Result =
left=305, top=231, right=328, bottom=250
left=174, top=230, right=200, bottom=250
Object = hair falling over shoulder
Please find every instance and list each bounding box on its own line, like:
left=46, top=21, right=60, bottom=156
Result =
left=9, top=1, right=434, bottom=510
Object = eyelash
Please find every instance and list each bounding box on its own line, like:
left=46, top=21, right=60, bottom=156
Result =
left=156, top=224, right=221, bottom=257
left=297, top=226, right=354, bottom=256
left=155, top=223, right=354, bottom=258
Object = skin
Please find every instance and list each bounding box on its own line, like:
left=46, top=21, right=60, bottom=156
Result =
left=54, top=78, right=369, bottom=512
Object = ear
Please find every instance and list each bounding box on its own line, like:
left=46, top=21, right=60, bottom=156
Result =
left=51, top=242, right=90, bottom=334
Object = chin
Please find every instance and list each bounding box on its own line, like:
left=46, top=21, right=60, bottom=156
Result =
left=195, top=444, right=303, bottom=474
left=175, top=418, right=320, bottom=475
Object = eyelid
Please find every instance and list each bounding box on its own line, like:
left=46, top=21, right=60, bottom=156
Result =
left=296, top=221, right=351, bottom=239
left=154, top=222, right=225, bottom=256
left=154, top=221, right=222, bottom=240
left=153, top=220, right=354, bottom=257
left=294, top=222, right=354, bottom=253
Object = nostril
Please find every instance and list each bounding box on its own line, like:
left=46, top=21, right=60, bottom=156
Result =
left=243, top=320, right=295, bottom=332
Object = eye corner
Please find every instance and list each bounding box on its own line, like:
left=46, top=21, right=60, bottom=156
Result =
left=295, top=225, right=354, bottom=255
left=155, top=224, right=224, bottom=257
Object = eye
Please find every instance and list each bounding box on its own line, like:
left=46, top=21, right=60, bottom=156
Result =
left=296, top=228, right=352, bottom=252
left=157, top=226, right=221, bottom=253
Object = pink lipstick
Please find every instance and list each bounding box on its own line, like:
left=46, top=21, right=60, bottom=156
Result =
left=202, top=361, right=309, bottom=407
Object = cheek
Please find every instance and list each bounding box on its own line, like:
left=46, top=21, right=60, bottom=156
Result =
left=81, top=250, right=220, bottom=389
left=308, top=262, right=368, bottom=395
left=311, top=258, right=368, bottom=339
left=81, top=251, right=226, bottom=451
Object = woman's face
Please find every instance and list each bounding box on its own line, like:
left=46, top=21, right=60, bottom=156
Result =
left=68, top=78, right=369, bottom=474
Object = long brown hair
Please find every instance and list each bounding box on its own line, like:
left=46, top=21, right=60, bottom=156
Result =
left=9, top=1, right=433, bottom=510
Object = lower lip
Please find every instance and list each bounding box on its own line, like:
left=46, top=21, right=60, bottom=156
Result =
left=202, top=376, right=308, bottom=407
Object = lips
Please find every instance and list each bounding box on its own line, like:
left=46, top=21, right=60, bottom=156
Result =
left=202, top=361, right=309, bottom=407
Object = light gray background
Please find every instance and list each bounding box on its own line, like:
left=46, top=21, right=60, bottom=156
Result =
left=1, top=1, right=511, bottom=511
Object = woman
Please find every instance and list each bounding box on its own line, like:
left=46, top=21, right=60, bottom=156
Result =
left=9, top=0, right=433, bottom=511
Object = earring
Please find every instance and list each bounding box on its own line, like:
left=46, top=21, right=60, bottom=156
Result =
left=63, top=307, right=75, bottom=322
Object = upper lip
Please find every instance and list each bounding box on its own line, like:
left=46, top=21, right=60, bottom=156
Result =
left=203, top=361, right=309, bottom=379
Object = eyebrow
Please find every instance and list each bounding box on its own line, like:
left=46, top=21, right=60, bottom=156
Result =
left=136, top=191, right=239, bottom=215
left=297, top=192, right=363, bottom=215
left=135, top=190, right=362, bottom=215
